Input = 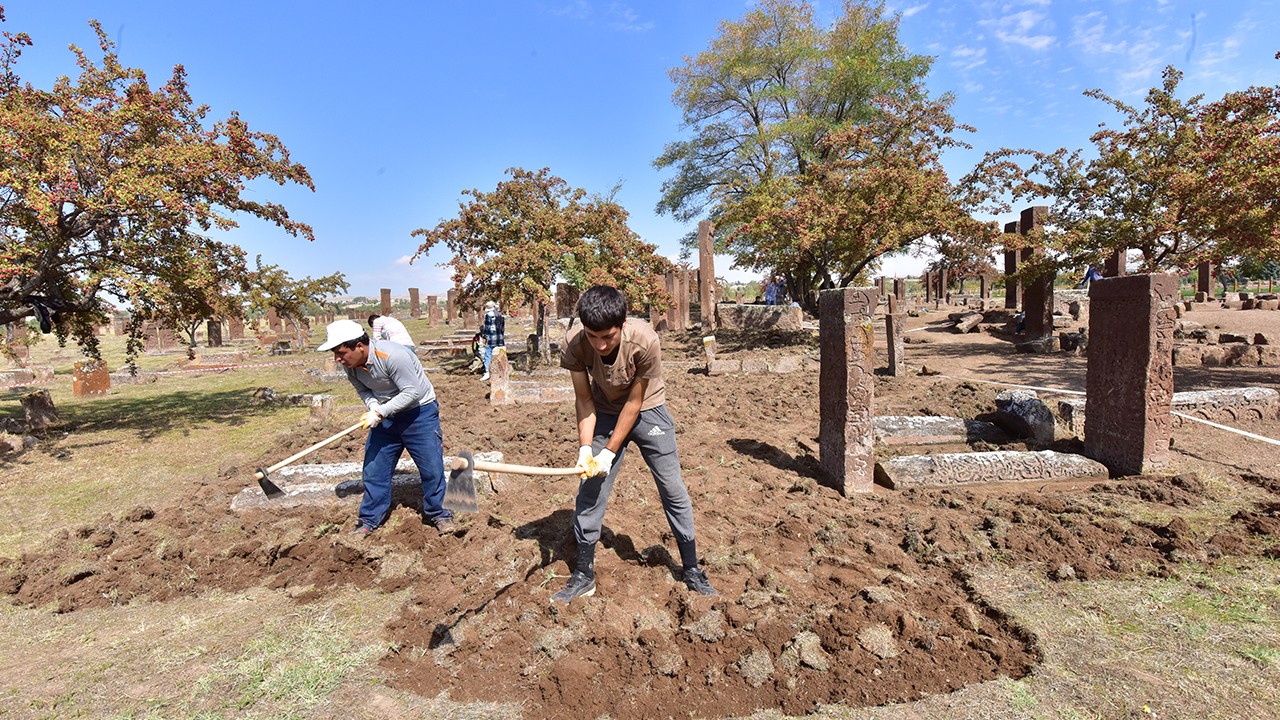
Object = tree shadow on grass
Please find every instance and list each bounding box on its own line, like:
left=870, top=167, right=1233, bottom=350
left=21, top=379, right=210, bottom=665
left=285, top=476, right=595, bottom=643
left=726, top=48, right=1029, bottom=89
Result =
left=3, top=388, right=296, bottom=442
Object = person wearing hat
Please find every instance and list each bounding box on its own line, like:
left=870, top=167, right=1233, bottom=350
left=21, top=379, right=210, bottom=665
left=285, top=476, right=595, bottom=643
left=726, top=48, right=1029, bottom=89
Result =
left=479, top=300, right=505, bottom=381
left=317, top=319, right=453, bottom=535
left=367, top=313, right=415, bottom=350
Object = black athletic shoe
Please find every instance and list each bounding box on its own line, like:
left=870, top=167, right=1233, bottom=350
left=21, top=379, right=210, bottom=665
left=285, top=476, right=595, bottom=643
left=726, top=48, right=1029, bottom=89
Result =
left=682, top=567, right=718, bottom=596
left=550, top=571, right=596, bottom=604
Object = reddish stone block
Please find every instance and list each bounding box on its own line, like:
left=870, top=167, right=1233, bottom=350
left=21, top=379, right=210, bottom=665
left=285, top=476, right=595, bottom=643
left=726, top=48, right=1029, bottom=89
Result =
left=819, top=287, right=879, bottom=494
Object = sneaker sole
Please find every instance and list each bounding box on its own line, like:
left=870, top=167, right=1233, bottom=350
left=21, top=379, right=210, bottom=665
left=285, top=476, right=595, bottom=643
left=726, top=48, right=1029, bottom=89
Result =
left=550, top=585, right=596, bottom=604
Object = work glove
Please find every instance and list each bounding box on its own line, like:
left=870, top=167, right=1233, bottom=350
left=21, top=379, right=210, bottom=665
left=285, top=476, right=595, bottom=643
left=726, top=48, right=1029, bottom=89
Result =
left=575, top=445, right=594, bottom=473
left=580, top=448, right=616, bottom=479
left=359, top=410, right=383, bottom=429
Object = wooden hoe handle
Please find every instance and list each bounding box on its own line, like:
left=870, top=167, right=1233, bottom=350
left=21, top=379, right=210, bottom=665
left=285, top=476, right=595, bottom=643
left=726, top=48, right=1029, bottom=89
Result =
left=255, top=421, right=365, bottom=479
left=448, top=456, right=582, bottom=476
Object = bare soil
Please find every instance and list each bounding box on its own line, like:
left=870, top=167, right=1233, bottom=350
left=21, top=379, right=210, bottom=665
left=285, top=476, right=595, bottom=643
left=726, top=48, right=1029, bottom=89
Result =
left=2, top=306, right=1279, bottom=719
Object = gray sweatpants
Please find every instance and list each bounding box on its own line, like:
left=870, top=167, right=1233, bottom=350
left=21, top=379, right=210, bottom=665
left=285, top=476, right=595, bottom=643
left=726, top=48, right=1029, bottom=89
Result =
left=573, top=404, right=697, bottom=547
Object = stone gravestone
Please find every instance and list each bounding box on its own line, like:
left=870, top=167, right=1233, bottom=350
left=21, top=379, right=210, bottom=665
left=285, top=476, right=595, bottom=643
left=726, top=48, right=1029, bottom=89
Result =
left=266, top=308, right=283, bottom=334
left=1196, top=262, right=1212, bottom=298
left=649, top=273, right=668, bottom=331
left=893, top=278, right=905, bottom=303
left=698, top=220, right=716, bottom=331
left=556, top=283, right=580, bottom=320
left=488, top=347, right=511, bottom=405
left=72, top=359, right=110, bottom=397
left=227, top=318, right=245, bottom=341
left=22, top=389, right=59, bottom=431
left=447, top=289, right=457, bottom=325
left=1003, top=221, right=1021, bottom=309
left=380, top=288, right=392, bottom=316
left=206, top=320, right=223, bottom=347
left=409, top=288, right=421, bottom=318
left=1019, top=206, right=1054, bottom=340
left=819, top=287, right=879, bottom=494
left=1084, top=273, right=1177, bottom=475
left=885, top=295, right=906, bottom=377
left=679, top=269, right=692, bottom=329
left=664, top=271, right=680, bottom=331
left=427, top=295, right=440, bottom=325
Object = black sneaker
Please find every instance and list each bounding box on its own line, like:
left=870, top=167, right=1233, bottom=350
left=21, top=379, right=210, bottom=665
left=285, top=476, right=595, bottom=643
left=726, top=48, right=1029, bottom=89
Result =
left=550, top=571, right=596, bottom=604
left=350, top=524, right=375, bottom=537
left=682, top=567, right=718, bottom=596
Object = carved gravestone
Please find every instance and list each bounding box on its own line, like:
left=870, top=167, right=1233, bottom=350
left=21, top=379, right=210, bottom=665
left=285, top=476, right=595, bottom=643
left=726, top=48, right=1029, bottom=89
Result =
left=885, top=295, right=905, bottom=377
left=556, top=283, right=580, bottom=320
left=1019, top=206, right=1054, bottom=338
left=22, top=389, right=59, bottom=431
left=409, top=288, right=421, bottom=318
left=1196, top=262, right=1212, bottom=295
left=489, top=347, right=511, bottom=405
left=227, top=318, right=245, bottom=341
left=206, top=320, right=223, bottom=347
left=664, top=272, right=680, bottom=331
left=72, top=359, right=110, bottom=397
left=679, top=269, right=692, bottom=329
left=699, top=220, right=716, bottom=331
left=819, top=287, right=879, bottom=494
left=1085, top=273, right=1177, bottom=474
left=893, top=278, right=905, bottom=302
left=446, top=289, right=457, bottom=325
left=427, top=295, right=439, bottom=326
left=1003, top=220, right=1021, bottom=309
left=380, top=288, right=392, bottom=316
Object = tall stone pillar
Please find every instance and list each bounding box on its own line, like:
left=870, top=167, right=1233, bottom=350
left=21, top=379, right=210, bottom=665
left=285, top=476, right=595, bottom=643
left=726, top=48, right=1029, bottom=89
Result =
left=664, top=272, right=679, bottom=331
left=1196, top=262, right=1212, bottom=296
left=886, top=295, right=905, bottom=377
left=679, top=269, right=692, bottom=329
left=979, top=274, right=989, bottom=300
left=938, top=268, right=949, bottom=304
left=266, top=308, right=283, bottom=334
left=698, top=220, right=716, bottom=331
left=819, top=286, right=880, bottom=494
left=206, top=320, right=223, bottom=347
left=924, top=271, right=934, bottom=303
left=893, top=278, right=905, bottom=302
left=380, top=288, right=392, bottom=316
left=649, top=274, right=666, bottom=331
left=1019, top=206, right=1054, bottom=338
left=1104, top=249, right=1126, bottom=278
left=1003, top=221, right=1021, bottom=309
left=1084, top=274, right=1177, bottom=475
left=427, top=295, right=439, bottom=325
left=446, top=290, right=457, bottom=325
left=409, top=288, right=421, bottom=318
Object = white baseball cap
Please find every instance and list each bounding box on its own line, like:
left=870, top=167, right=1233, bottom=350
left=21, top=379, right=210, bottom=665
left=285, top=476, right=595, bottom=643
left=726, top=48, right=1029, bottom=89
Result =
left=317, top=319, right=366, bottom=352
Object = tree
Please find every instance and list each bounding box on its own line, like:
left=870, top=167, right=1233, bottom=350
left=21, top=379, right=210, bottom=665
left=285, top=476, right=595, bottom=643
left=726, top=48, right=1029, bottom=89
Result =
left=0, top=13, right=314, bottom=360
left=966, top=63, right=1280, bottom=277
left=411, top=167, right=672, bottom=349
left=246, top=256, right=347, bottom=350
left=129, top=231, right=250, bottom=354
left=728, top=90, right=996, bottom=312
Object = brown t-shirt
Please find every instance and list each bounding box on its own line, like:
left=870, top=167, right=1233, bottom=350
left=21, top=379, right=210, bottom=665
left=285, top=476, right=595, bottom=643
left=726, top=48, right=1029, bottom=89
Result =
left=561, top=317, right=666, bottom=414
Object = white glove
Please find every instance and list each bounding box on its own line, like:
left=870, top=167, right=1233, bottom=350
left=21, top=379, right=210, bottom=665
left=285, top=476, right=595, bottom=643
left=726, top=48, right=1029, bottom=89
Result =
left=359, top=410, right=383, bottom=429
left=576, top=445, right=594, bottom=472
left=585, top=448, right=616, bottom=478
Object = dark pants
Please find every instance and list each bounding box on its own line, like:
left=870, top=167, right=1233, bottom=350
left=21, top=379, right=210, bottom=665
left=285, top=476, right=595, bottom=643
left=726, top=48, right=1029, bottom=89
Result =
left=359, top=400, right=449, bottom=527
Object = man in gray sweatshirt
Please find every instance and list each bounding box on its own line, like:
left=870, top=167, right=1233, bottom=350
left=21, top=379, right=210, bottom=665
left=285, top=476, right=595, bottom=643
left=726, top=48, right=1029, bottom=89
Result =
left=318, top=319, right=453, bottom=535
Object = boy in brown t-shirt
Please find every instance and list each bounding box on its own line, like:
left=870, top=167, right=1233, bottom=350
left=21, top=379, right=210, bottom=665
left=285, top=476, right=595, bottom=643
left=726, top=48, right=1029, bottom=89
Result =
left=552, top=285, right=716, bottom=604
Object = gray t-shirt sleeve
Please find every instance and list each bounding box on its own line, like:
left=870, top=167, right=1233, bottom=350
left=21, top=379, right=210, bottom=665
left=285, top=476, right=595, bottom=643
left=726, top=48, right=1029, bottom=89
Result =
left=374, top=350, right=426, bottom=417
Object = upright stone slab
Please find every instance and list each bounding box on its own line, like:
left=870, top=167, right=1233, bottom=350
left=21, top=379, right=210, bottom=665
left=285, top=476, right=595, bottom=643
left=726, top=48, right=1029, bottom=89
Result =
left=206, top=320, right=223, bottom=347
left=893, top=278, right=905, bottom=302
left=819, top=287, right=879, bottom=494
left=426, top=295, right=439, bottom=325
left=938, top=268, right=949, bottom=304
left=380, top=288, right=392, bottom=316
left=409, top=288, right=421, bottom=318
left=664, top=272, right=679, bottom=331
left=489, top=347, right=511, bottom=405
left=886, top=295, right=905, bottom=377
left=923, top=271, right=933, bottom=303
left=72, top=359, right=110, bottom=397
left=679, top=269, right=692, bottom=329
left=446, top=290, right=457, bottom=324
left=111, top=316, right=128, bottom=336
left=227, top=318, right=245, bottom=341
left=266, top=308, right=283, bottom=334
left=1003, top=220, right=1021, bottom=309
left=1085, top=273, right=1177, bottom=475
left=1196, top=262, right=1212, bottom=295
left=1105, top=249, right=1126, bottom=277
left=1019, top=206, right=1054, bottom=338
left=698, top=220, right=716, bottom=331
left=555, top=283, right=580, bottom=319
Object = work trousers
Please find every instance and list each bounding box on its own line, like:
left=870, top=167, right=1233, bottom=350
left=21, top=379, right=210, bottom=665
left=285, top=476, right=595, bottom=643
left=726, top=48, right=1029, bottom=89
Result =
left=359, top=400, right=449, bottom=527
left=573, top=405, right=697, bottom=547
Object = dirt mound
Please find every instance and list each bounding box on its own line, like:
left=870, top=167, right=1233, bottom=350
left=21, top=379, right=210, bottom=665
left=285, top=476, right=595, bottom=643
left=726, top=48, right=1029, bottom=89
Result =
left=4, top=363, right=1279, bottom=718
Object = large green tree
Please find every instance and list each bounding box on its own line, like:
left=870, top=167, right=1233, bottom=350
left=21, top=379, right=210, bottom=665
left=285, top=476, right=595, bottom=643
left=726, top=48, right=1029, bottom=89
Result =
left=411, top=167, right=673, bottom=339
left=247, top=256, right=346, bottom=350
left=967, top=63, right=1280, bottom=275
left=654, top=0, right=992, bottom=312
left=0, top=13, right=314, bottom=358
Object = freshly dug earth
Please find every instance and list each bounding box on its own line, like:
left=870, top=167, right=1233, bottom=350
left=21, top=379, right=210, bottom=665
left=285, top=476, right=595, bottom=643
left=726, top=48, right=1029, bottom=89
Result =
left=3, top=324, right=1280, bottom=719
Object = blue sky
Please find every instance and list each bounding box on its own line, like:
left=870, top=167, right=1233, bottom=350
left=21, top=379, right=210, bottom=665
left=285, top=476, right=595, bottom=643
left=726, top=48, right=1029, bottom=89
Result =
left=6, top=1, right=1279, bottom=295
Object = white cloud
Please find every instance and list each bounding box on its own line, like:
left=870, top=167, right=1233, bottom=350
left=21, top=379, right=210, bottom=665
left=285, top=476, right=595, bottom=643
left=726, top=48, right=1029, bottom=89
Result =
left=981, top=10, right=1055, bottom=51
left=901, top=3, right=929, bottom=18
left=951, top=44, right=987, bottom=70
left=394, top=255, right=413, bottom=266
left=607, top=2, right=653, bottom=33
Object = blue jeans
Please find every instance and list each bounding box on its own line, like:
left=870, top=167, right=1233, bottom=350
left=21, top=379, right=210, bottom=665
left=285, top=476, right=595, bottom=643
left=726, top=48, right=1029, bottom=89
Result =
left=482, top=344, right=494, bottom=372
left=358, top=400, right=449, bottom=527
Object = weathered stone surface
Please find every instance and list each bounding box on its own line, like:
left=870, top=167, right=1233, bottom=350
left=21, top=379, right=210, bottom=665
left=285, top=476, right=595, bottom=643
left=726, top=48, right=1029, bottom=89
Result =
left=875, top=450, right=1108, bottom=489
left=1084, top=274, right=1177, bottom=475
left=1219, top=332, right=1250, bottom=344
left=741, top=357, right=770, bottom=373
left=230, top=452, right=505, bottom=511
left=555, top=283, right=580, bottom=319
left=707, top=359, right=741, bottom=375
left=872, top=416, right=1008, bottom=446
left=819, top=287, right=879, bottom=494
left=1015, top=336, right=1059, bottom=353
left=715, top=304, right=803, bottom=332
left=885, top=307, right=905, bottom=377
left=994, top=389, right=1055, bottom=443
left=1260, top=299, right=1280, bottom=311
left=488, top=347, right=511, bottom=405
left=72, top=359, right=110, bottom=397
left=1172, top=345, right=1205, bottom=366
left=1261, top=347, right=1280, bottom=366
left=1058, top=331, right=1087, bottom=353
left=1255, top=333, right=1276, bottom=345
left=769, top=356, right=804, bottom=374
left=21, top=390, right=59, bottom=430
left=953, top=312, right=983, bottom=333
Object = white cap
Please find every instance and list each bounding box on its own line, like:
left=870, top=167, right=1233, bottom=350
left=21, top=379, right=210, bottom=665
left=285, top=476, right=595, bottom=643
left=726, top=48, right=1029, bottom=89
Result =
left=485, top=300, right=497, bottom=310
left=317, top=319, right=366, bottom=352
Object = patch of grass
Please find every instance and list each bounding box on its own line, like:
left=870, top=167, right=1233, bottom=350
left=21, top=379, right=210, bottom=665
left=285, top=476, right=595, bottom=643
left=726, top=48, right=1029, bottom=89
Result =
left=1238, top=644, right=1279, bottom=667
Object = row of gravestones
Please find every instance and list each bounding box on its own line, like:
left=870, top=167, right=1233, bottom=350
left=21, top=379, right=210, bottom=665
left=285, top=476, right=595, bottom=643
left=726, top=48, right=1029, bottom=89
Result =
left=821, top=273, right=1180, bottom=494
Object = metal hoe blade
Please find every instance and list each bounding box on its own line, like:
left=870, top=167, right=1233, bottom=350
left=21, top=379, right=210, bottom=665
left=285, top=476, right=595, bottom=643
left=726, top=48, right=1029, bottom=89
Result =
left=444, top=450, right=479, bottom=513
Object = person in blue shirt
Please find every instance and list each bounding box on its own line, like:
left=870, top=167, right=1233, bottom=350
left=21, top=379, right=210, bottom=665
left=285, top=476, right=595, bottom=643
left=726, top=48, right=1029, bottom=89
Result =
left=479, top=301, right=505, bottom=381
